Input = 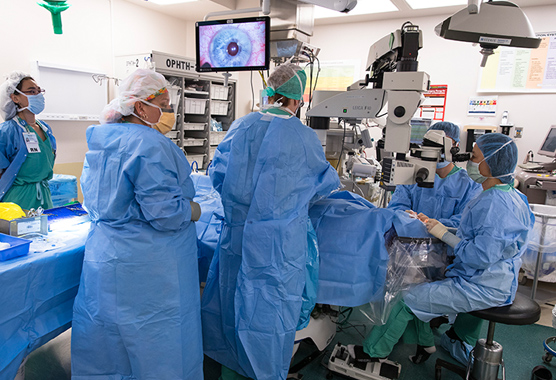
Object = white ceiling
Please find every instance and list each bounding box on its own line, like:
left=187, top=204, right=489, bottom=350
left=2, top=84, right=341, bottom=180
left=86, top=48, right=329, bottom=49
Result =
left=123, top=0, right=556, bottom=24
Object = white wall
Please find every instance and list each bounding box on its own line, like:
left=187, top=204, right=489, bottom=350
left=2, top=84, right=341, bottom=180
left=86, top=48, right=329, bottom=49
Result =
left=0, top=0, right=195, bottom=165
left=2, top=2, right=554, bottom=166
left=306, top=4, right=556, bottom=164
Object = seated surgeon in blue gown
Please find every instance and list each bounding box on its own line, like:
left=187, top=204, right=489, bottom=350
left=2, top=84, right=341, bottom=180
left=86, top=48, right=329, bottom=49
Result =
left=201, top=63, right=341, bottom=380
left=388, top=121, right=482, bottom=228
left=71, top=69, right=203, bottom=379
left=386, top=122, right=482, bottom=363
left=349, top=133, right=534, bottom=368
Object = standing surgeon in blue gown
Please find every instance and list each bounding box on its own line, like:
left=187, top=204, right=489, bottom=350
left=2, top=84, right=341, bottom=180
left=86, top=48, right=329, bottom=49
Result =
left=202, top=63, right=341, bottom=380
left=71, top=69, right=203, bottom=380
left=388, top=121, right=482, bottom=228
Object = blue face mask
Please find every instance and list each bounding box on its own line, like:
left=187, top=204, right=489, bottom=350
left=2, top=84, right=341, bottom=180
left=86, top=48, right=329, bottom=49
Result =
left=466, top=161, right=486, bottom=184
left=16, top=89, right=45, bottom=115
left=437, top=160, right=451, bottom=169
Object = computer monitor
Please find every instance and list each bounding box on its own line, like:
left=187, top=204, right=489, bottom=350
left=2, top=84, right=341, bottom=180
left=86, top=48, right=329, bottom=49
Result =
left=410, top=118, right=432, bottom=144
left=195, top=16, right=270, bottom=73
left=538, top=125, right=556, bottom=158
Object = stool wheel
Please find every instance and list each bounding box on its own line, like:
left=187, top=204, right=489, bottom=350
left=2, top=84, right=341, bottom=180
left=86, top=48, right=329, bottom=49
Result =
left=544, top=336, right=556, bottom=365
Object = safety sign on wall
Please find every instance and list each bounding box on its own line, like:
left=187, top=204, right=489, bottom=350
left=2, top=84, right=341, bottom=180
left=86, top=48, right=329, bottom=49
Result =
left=417, top=84, right=447, bottom=121
left=468, top=96, right=498, bottom=117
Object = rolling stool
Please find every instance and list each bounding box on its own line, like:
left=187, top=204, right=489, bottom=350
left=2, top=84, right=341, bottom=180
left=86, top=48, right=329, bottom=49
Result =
left=435, top=293, right=541, bottom=380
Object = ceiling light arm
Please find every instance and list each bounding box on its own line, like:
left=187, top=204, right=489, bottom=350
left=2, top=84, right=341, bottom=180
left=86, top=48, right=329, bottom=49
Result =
left=203, top=0, right=270, bottom=21
left=297, top=0, right=357, bottom=13
left=467, top=0, right=481, bottom=14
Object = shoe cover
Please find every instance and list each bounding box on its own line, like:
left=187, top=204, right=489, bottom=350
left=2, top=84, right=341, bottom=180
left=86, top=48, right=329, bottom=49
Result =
left=440, top=332, right=473, bottom=366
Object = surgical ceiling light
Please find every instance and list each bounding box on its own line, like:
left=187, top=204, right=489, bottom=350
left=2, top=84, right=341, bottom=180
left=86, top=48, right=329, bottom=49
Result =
left=145, top=0, right=198, bottom=5
left=314, top=0, right=397, bottom=19
left=435, top=1, right=541, bottom=67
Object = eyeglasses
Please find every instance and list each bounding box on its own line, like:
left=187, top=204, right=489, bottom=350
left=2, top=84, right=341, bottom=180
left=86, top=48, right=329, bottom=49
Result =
left=18, top=88, right=45, bottom=96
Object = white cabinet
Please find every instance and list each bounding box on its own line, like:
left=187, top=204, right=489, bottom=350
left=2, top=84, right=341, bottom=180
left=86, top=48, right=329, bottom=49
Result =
left=116, top=51, right=236, bottom=170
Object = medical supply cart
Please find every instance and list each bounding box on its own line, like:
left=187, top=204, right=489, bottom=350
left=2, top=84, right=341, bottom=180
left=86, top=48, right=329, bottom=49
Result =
left=116, top=51, right=236, bottom=169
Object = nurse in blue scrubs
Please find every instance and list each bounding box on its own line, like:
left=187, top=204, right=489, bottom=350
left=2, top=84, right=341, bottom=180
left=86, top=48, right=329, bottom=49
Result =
left=0, top=71, right=56, bottom=210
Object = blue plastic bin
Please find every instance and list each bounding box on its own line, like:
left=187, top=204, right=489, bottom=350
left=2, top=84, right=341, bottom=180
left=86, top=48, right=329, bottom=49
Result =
left=0, top=233, right=31, bottom=261
left=48, top=174, right=78, bottom=207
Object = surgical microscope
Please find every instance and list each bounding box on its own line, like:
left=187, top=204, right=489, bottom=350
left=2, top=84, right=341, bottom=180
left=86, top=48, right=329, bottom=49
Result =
left=307, top=22, right=454, bottom=191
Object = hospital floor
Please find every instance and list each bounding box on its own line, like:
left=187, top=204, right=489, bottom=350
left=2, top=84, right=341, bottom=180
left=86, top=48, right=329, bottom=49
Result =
left=24, top=279, right=556, bottom=380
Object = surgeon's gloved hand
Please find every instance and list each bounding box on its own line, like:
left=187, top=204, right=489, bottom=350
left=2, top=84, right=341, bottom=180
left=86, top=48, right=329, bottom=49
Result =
left=190, top=201, right=201, bottom=222
left=405, top=210, right=418, bottom=219
left=426, top=219, right=447, bottom=239
left=417, top=213, right=429, bottom=223
left=426, top=219, right=461, bottom=248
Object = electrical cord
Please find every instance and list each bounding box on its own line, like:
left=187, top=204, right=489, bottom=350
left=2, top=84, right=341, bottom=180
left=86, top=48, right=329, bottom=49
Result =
left=374, top=90, right=388, bottom=118
left=353, top=182, right=366, bottom=197
left=250, top=71, right=254, bottom=112
left=337, top=321, right=368, bottom=339
left=334, top=307, right=367, bottom=339
left=307, top=54, right=321, bottom=112
left=303, top=51, right=321, bottom=125
left=258, top=70, right=267, bottom=88
left=336, top=119, right=347, bottom=171
left=337, top=307, right=353, bottom=325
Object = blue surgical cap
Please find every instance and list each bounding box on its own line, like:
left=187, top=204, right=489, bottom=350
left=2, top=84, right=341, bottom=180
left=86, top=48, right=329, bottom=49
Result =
left=476, top=133, right=518, bottom=184
left=429, top=121, right=460, bottom=143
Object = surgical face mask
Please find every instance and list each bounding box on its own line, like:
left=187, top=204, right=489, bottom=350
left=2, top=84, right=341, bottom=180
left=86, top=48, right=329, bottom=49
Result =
left=270, top=96, right=284, bottom=108
left=132, top=99, right=162, bottom=126
left=466, top=161, right=486, bottom=184
left=437, top=160, right=451, bottom=169
left=283, top=98, right=304, bottom=117
left=15, top=89, right=45, bottom=115
left=153, top=109, right=175, bottom=134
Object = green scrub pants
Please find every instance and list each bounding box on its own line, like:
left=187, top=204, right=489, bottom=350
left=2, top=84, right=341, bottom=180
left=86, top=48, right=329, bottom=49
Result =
left=452, top=313, right=483, bottom=347
left=363, top=300, right=434, bottom=358
left=220, top=366, right=250, bottom=380
left=363, top=301, right=484, bottom=358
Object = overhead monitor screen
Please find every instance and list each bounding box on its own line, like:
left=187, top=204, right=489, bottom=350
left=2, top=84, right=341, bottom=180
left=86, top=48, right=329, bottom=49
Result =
left=196, top=16, right=270, bottom=72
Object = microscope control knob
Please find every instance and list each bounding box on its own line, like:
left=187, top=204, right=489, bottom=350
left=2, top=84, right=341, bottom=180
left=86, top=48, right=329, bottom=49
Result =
left=394, top=106, right=405, bottom=117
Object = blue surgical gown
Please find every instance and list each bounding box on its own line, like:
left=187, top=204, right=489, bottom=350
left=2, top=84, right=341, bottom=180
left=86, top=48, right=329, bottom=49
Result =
left=404, top=185, right=534, bottom=322
left=201, top=111, right=340, bottom=380
left=388, top=166, right=482, bottom=228
left=72, top=123, right=203, bottom=380
left=191, top=173, right=223, bottom=283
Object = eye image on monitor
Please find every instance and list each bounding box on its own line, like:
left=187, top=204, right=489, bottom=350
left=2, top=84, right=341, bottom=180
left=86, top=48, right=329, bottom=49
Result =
left=196, top=16, right=270, bottom=72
